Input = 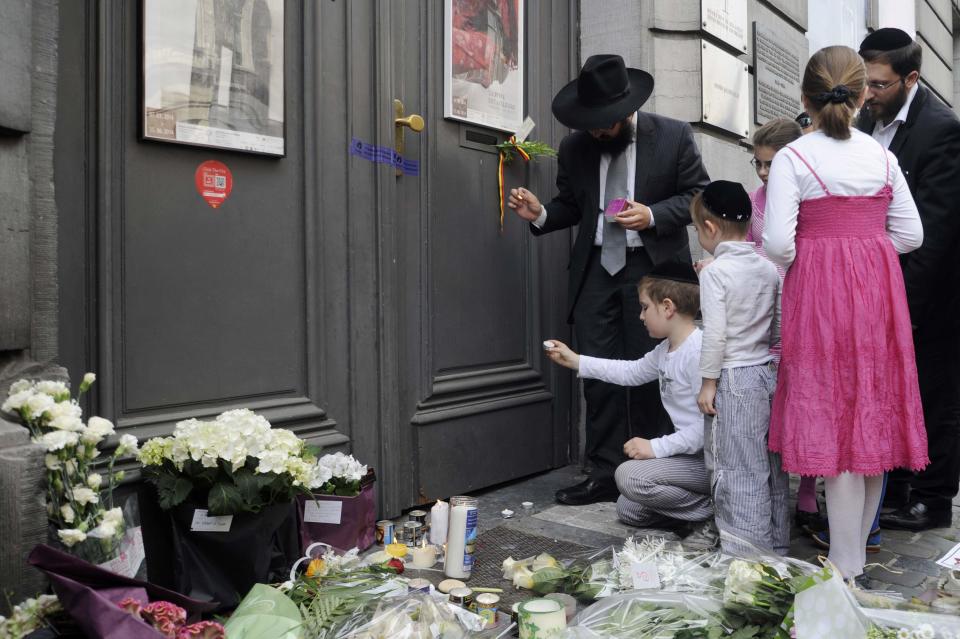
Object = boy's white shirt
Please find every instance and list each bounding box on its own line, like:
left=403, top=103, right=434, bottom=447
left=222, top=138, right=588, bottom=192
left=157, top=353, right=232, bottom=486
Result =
left=698, top=241, right=780, bottom=379
left=578, top=328, right=704, bottom=458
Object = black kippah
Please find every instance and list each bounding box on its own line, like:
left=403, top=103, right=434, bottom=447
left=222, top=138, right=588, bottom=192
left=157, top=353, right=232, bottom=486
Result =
left=860, top=28, right=913, bottom=52
left=702, top=180, right=752, bottom=221
left=648, top=259, right=699, bottom=285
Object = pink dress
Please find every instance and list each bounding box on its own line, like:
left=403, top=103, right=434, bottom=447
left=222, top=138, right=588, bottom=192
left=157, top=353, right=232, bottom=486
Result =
left=768, top=147, right=928, bottom=477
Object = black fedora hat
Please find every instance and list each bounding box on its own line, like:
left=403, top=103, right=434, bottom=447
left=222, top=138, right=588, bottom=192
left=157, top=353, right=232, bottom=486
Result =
left=552, top=54, right=654, bottom=130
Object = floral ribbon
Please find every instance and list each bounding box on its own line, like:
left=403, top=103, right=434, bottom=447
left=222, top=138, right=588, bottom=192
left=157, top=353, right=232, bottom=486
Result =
left=498, top=135, right=531, bottom=233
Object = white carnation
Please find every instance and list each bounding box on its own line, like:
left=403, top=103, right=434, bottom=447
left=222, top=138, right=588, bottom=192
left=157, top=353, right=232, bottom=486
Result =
left=44, top=454, right=62, bottom=470
left=82, top=372, right=96, bottom=386
left=70, top=486, right=99, bottom=506
left=86, top=473, right=103, bottom=489
left=85, top=416, right=115, bottom=438
left=60, top=504, right=75, bottom=523
left=2, top=389, right=36, bottom=413
left=24, top=393, right=56, bottom=417
left=89, top=519, right=118, bottom=539
left=45, top=400, right=82, bottom=421
left=35, top=381, right=70, bottom=399
left=39, top=430, right=80, bottom=452
left=103, top=507, right=123, bottom=526
left=49, top=415, right=85, bottom=432
left=57, top=528, right=87, bottom=547
left=8, top=379, right=35, bottom=395
left=117, top=434, right=139, bottom=456
left=64, top=459, right=78, bottom=476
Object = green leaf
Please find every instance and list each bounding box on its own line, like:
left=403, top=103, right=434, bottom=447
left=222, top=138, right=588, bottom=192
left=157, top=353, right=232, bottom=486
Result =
left=207, top=482, right=246, bottom=515
left=157, top=473, right=194, bottom=510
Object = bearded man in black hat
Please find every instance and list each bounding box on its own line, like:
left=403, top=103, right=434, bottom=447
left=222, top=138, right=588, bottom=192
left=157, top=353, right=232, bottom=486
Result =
left=508, top=54, right=709, bottom=505
left=856, top=28, right=960, bottom=531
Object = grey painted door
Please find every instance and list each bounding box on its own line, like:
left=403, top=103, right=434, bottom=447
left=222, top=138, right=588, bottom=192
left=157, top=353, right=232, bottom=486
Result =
left=373, top=1, right=579, bottom=510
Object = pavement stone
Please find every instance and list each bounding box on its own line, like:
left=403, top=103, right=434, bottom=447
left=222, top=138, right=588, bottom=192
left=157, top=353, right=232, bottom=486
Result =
left=473, top=465, right=960, bottom=595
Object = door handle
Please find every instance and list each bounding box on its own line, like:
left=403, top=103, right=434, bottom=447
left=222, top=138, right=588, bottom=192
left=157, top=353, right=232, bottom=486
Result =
left=394, top=99, right=424, bottom=176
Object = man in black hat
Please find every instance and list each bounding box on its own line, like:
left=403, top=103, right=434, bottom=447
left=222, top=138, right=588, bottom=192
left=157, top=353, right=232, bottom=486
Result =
left=857, top=28, right=960, bottom=531
left=508, top=54, right=709, bottom=505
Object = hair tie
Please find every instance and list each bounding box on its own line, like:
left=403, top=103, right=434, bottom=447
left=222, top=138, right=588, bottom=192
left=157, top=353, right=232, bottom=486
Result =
left=816, top=85, right=851, bottom=104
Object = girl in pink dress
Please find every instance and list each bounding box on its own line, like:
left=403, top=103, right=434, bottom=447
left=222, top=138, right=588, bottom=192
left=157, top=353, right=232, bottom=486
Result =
left=763, top=46, right=928, bottom=582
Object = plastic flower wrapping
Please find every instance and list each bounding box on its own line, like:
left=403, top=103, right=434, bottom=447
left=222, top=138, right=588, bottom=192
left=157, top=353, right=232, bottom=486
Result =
left=138, top=408, right=344, bottom=515
left=2, top=374, right=138, bottom=563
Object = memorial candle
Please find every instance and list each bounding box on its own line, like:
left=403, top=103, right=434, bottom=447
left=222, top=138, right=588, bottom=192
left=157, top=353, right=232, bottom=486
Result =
left=443, top=496, right=477, bottom=579
left=430, top=499, right=449, bottom=545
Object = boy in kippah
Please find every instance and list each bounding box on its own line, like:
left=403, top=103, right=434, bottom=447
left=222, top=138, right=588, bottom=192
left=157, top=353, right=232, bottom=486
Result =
left=692, top=180, right=790, bottom=556
left=545, top=260, right=713, bottom=544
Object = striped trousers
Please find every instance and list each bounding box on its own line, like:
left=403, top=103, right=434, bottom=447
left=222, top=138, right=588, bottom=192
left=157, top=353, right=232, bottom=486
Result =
left=706, top=364, right=791, bottom=556
left=614, top=455, right=712, bottom=527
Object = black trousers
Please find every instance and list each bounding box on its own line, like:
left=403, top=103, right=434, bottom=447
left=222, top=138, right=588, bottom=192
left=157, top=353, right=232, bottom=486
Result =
left=571, top=247, right=674, bottom=485
left=888, top=331, right=960, bottom=511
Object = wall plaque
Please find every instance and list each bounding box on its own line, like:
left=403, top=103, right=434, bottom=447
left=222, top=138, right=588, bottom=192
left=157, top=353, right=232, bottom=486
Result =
left=701, top=0, right=748, bottom=52
left=754, top=23, right=803, bottom=125
left=701, top=41, right=750, bottom=138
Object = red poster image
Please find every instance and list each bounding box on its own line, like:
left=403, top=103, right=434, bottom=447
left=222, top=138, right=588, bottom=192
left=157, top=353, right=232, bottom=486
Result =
left=194, top=160, right=233, bottom=209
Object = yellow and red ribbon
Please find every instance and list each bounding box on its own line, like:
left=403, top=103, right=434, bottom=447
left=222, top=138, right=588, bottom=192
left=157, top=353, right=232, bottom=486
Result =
left=498, top=136, right=531, bottom=233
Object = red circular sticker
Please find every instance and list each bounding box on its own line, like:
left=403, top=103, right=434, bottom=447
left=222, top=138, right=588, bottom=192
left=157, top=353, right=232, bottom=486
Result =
left=194, top=160, right=233, bottom=209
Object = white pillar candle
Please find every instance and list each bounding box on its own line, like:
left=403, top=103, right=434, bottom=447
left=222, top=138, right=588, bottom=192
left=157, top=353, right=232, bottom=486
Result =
left=430, top=500, right=449, bottom=545
left=410, top=543, right=437, bottom=569
left=443, top=496, right=477, bottom=579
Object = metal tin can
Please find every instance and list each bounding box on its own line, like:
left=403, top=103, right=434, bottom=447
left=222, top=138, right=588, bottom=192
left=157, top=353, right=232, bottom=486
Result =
left=376, top=520, right=395, bottom=545
left=407, top=578, right=431, bottom=594
left=408, top=509, right=428, bottom=525
left=475, top=593, right=499, bottom=626
left=403, top=521, right=423, bottom=547
left=448, top=587, right=474, bottom=608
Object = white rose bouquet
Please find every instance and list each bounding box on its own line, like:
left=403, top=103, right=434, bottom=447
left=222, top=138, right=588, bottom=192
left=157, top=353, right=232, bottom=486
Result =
left=138, top=408, right=335, bottom=515
left=1, top=373, right=138, bottom=562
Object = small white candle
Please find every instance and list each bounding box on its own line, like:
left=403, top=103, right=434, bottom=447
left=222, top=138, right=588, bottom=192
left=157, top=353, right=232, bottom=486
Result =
left=430, top=500, right=449, bottom=545
left=411, top=543, right=437, bottom=569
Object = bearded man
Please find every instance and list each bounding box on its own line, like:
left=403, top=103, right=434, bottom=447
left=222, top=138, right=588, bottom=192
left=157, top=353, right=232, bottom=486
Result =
left=509, top=54, right=709, bottom=505
left=857, top=29, right=960, bottom=531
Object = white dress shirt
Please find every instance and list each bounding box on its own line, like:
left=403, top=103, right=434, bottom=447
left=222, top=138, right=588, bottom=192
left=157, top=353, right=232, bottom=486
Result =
left=579, top=329, right=703, bottom=458
left=533, top=112, right=653, bottom=247
left=699, top=242, right=780, bottom=379
left=762, top=129, right=923, bottom=269
left=872, top=83, right=918, bottom=149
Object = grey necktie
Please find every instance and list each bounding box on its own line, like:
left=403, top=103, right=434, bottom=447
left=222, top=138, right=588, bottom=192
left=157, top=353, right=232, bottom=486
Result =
left=601, top=152, right=629, bottom=275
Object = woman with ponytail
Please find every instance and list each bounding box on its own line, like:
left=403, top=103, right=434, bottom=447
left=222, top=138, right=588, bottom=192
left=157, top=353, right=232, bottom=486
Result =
left=762, top=46, right=928, bottom=584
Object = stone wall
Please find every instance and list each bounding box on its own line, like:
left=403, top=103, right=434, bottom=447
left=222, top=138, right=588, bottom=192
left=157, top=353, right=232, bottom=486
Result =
left=0, top=0, right=61, bottom=612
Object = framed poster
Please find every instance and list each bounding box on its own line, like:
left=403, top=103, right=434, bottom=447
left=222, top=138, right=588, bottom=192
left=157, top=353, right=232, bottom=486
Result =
left=444, top=0, right=524, bottom=133
left=140, top=0, right=285, bottom=156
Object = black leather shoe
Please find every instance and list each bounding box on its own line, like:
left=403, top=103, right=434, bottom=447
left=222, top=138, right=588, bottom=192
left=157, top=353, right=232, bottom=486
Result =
left=555, top=478, right=618, bottom=505
left=879, top=501, right=952, bottom=531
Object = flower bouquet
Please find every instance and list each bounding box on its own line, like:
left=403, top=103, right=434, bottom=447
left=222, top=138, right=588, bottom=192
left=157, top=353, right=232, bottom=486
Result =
left=296, top=452, right=377, bottom=553
left=137, top=408, right=328, bottom=610
left=1, top=374, right=139, bottom=566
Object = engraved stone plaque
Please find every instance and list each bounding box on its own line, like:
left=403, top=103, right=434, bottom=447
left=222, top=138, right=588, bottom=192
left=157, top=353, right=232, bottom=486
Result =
left=701, top=0, right=748, bottom=52
left=754, top=22, right=804, bottom=125
left=701, top=41, right=750, bottom=138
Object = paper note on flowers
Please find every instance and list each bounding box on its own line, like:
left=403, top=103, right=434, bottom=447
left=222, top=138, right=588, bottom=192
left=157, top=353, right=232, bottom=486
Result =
left=628, top=561, right=660, bottom=589
left=190, top=509, right=233, bottom=532
left=936, top=541, right=960, bottom=569
left=304, top=500, right=343, bottom=524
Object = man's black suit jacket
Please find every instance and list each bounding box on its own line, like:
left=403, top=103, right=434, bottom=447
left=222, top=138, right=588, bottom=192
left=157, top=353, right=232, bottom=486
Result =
left=857, top=86, right=960, bottom=334
left=531, top=112, right=710, bottom=323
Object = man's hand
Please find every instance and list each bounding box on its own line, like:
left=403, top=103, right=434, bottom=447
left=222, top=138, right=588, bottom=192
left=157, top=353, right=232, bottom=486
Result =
left=697, top=378, right=718, bottom=416
left=615, top=200, right=653, bottom=230
left=544, top=340, right=580, bottom=370
left=624, top=437, right=655, bottom=460
left=508, top=187, right=543, bottom=222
